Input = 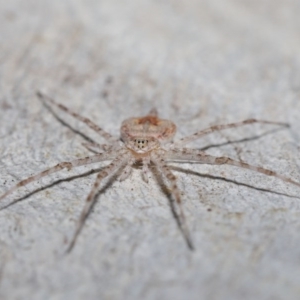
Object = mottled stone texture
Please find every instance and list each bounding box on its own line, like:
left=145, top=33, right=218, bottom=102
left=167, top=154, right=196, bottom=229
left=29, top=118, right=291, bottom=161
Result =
left=0, top=0, right=300, bottom=299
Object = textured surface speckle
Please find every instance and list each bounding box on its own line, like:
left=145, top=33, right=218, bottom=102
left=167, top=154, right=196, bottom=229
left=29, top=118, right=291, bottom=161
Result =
left=1, top=1, right=300, bottom=299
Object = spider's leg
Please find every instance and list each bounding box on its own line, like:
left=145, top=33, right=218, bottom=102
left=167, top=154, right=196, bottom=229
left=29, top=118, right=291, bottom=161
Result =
left=0, top=152, right=115, bottom=203
left=119, top=156, right=135, bottom=181
left=37, top=91, right=118, bottom=143
left=142, top=156, right=151, bottom=183
left=174, top=119, right=289, bottom=146
left=167, top=148, right=300, bottom=188
left=151, top=152, right=194, bottom=250
left=82, top=142, right=113, bottom=153
left=66, top=154, right=129, bottom=252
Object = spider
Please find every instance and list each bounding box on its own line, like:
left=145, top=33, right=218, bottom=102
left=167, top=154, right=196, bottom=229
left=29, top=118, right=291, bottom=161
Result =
left=1, top=91, right=300, bottom=252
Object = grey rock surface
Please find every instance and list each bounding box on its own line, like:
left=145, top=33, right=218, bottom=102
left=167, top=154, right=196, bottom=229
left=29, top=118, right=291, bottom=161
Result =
left=1, top=0, right=300, bottom=299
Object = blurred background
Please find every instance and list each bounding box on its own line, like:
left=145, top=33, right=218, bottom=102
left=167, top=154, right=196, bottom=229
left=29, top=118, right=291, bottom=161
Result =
left=0, top=1, right=300, bottom=299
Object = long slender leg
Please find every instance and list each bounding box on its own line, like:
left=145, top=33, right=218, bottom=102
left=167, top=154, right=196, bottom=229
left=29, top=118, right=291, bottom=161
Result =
left=142, top=156, right=151, bottom=183
left=0, top=151, right=116, bottom=202
left=82, top=142, right=113, bottom=153
left=119, top=156, right=135, bottom=181
left=174, top=119, right=289, bottom=146
left=66, top=154, right=129, bottom=252
left=151, top=152, right=194, bottom=250
left=37, top=91, right=118, bottom=143
left=166, top=148, right=300, bottom=188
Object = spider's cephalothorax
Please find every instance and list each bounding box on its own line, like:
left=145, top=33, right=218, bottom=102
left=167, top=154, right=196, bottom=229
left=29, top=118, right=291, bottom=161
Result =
left=121, top=108, right=176, bottom=154
left=0, top=92, right=299, bottom=253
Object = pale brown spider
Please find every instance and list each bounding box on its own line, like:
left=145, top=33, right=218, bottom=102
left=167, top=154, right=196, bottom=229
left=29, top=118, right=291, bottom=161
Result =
left=1, top=91, right=300, bottom=252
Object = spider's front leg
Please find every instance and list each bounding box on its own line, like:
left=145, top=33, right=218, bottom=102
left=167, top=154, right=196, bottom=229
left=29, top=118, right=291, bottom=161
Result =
left=82, top=142, right=115, bottom=153
left=174, top=119, right=289, bottom=147
left=151, top=151, right=194, bottom=250
left=167, top=148, right=300, bottom=188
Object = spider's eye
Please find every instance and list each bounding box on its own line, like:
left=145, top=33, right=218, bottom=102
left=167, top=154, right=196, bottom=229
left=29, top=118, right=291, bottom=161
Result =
left=134, top=139, right=149, bottom=149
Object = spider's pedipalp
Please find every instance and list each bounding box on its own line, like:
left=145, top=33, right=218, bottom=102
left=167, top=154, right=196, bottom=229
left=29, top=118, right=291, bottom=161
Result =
left=66, top=153, right=130, bottom=252
left=167, top=148, right=300, bottom=189
left=37, top=91, right=118, bottom=144
left=151, top=151, right=194, bottom=250
left=0, top=151, right=116, bottom=205
left=175, top=119, right=289, bottom=146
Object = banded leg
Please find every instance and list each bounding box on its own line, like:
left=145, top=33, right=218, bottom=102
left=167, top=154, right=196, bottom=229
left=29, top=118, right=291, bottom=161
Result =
left=166, top=148, right=300, bottom=188
left=37, top=91, right=118, bottom=143
left=142, top=156, right=151, bottom=183
left=174, top=119, right=289, bottom=146
left=66, top=154, right=129, bottom=252
left=151, top=152, right=194, bottom=250
left=0, top=152, right=115, bottom=203
left=82, top=142, right=113, bottom=153
left=119, top=156, right=135, bottom=181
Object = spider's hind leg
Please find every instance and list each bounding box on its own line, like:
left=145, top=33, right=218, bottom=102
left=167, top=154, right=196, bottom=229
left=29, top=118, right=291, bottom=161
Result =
left=151, top=151, right=194, bottom=250
left=167, top=148, right=300, bottom=189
